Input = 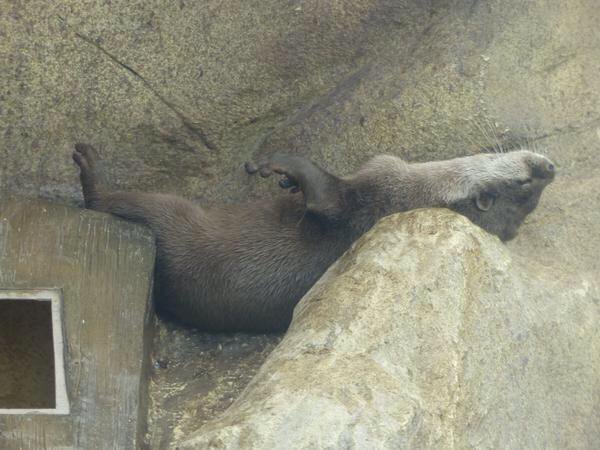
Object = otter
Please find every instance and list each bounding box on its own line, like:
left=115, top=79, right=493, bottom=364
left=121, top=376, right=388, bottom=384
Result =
left=72, top=144, right=555, bottom=332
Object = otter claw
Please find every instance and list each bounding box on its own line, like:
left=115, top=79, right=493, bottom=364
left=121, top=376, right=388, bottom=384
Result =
left=246, top=155, right=302, bottom=194
left=74, top=143, right=88, bottom=154
left=72, top=149, right=90, bottom=172
left=244, top=161, right=258, bottom=174
left=279, top=177, right=295, bottom=189
left=72, top=151, right=84, bottom=166
left=245, top=160, right=275, bottom=178
left=259, top=166, right=272, bottom=177
left=74, top=143, right=99, bottom=160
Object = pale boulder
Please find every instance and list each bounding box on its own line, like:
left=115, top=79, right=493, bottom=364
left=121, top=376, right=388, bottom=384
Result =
left=183, top=209, right=600, bottom=449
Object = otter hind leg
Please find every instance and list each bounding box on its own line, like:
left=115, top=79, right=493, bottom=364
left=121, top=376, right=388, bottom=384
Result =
left=73, top=143, right=201, bottom=229
left=72, top=143, right=107, bottom=208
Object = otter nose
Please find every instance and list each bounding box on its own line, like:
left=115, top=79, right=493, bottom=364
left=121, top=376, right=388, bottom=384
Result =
left=531, top=159, right=556, bottom=180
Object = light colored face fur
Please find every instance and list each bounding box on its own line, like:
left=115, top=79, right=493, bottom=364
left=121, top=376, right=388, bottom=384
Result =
left=448, top=150, right=555, bottom=240
left=352, top=149, right=555, bottom=241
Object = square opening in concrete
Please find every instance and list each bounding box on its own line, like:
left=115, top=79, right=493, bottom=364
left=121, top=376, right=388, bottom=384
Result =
left=0, top=289, right=69, bottom=414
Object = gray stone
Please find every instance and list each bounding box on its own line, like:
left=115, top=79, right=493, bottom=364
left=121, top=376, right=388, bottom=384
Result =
left=183, top=210, right=600, bottom=449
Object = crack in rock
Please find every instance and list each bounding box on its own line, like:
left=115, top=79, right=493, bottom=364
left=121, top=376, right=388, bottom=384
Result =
left=58, top=15, right=217, bottom=152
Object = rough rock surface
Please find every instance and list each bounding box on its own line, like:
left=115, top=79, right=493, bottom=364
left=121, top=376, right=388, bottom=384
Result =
left=181, top=209, right=599, bottom=449
left=2, top=0, right=598, bottom=205
left=146, top=319, right=281, bottom=448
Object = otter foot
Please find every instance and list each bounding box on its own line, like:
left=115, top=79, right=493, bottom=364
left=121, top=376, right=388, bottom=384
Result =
left=245, top=153, right=346, bottom=222
left=244, top=153, right=315, bottom=194
left=73, top=143, right=105, bottom=208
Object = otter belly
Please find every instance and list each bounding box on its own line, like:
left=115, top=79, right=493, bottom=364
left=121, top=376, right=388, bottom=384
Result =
left=151, top=205, right=349, bottom=332
left=154, top=244, right=334, bottom=332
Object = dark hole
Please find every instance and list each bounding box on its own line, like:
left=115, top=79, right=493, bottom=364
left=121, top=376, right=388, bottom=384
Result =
left=0, top=300, right=56, bottom=409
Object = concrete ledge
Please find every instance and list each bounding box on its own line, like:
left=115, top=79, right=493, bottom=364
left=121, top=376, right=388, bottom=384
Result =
left=0, top=198, right=155, bottom=450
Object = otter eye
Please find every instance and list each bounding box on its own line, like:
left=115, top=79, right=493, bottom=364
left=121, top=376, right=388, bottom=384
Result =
left=475, top=192, right=495, bottom=211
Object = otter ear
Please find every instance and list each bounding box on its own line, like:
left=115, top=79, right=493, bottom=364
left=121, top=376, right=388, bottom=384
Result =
left=475, top=192, right=495, bottom=211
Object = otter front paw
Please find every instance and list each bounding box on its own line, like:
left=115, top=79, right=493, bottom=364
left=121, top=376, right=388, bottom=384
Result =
left=244, top=153, right=303, bottom=194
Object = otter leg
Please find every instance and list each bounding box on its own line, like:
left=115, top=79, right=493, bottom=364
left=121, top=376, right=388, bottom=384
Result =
left=72, top=143, right=107, bottom=208
left=245, top=153, right=346, bottom=223
left=72, top=143, right=199, bottom=228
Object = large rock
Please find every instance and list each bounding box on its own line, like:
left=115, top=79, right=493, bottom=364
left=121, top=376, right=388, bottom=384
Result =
left=182, top=209, right=600, bottom=449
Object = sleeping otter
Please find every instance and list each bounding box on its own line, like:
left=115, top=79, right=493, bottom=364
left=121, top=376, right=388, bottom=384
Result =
left=72, top=144, right=555, bottom=331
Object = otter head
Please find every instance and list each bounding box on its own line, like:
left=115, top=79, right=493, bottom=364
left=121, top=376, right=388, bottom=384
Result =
left=449, top=150, right=555, bottom=241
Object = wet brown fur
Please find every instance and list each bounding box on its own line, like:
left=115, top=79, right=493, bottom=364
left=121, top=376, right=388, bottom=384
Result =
left=72, top=145, right=554, bottom=332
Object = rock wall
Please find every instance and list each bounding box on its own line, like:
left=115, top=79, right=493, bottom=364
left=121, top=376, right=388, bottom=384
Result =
left=183, top=210, right=600, bottom=449
left=2, top=0, right=598, bottom=199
